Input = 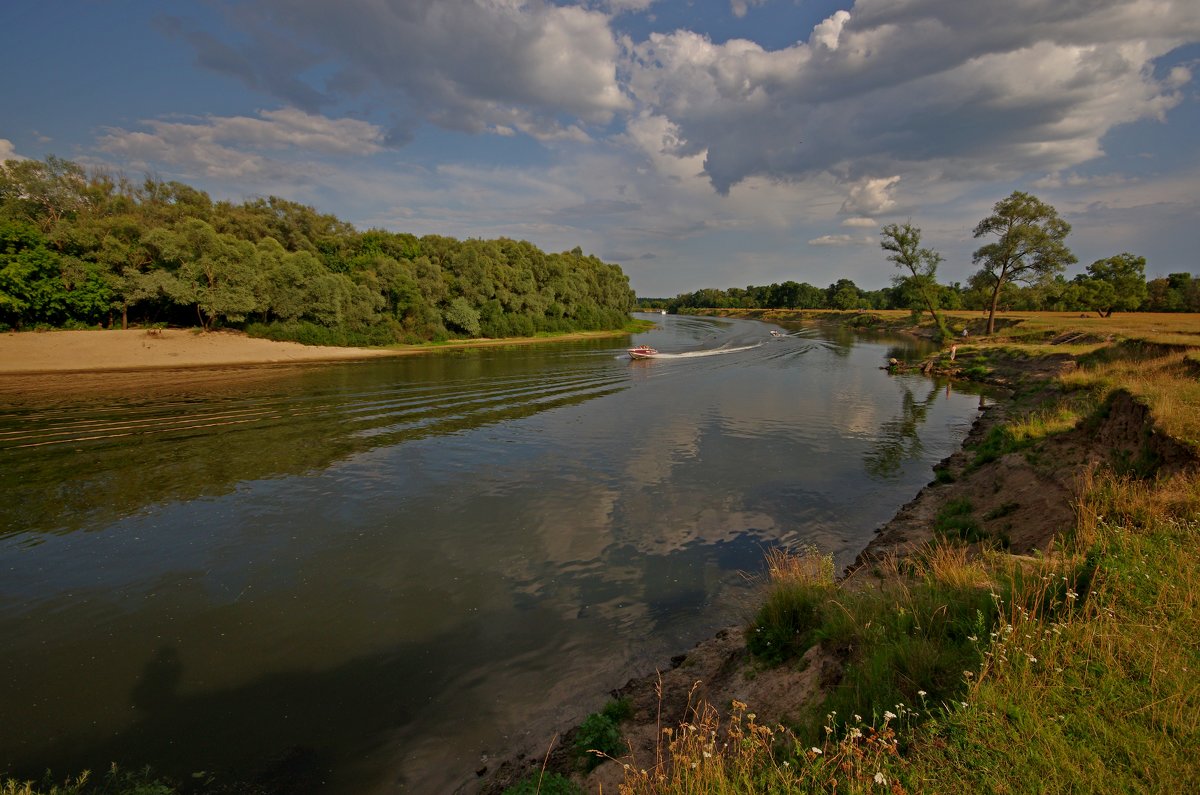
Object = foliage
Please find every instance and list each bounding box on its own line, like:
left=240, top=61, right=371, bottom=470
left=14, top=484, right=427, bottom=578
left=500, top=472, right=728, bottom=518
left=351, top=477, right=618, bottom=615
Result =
left=621, top=698, right=912, bottom=795
left=746, top=547, right=836, bottom=664
left=933, top=498, right=984, bottom=543
left=972, top=191, right=1077, bottom=334
left=1074, top=252, right=1149, bottom=317
left=501, top=771, right=583, bottom=795
left=0, top=766, right=174, bottom=795
left=574, top=698, right=633, bottom=770
left=880, top=221, right=949, bottom=339
left=0, top=156, right=635, bottom=343
left=903, top=470, right=1200, bottom=794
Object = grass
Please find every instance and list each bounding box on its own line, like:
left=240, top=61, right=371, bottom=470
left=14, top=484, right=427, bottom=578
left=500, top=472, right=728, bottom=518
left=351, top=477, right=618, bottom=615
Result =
left=746, top=547, right=836, bottom=665
left=933, top=498, right=984, bottom=543
left=502, top=772, right=584, bottom=795
left=1, top=766, right=174, bottom=795
left=901, top=470, right=1200, bottom=793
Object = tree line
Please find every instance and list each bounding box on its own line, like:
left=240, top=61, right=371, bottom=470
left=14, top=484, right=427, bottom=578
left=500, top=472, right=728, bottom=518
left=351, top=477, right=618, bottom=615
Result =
left=666, top=191, right=1196, bottom=335
left=0, top=156, right=636, bottom=344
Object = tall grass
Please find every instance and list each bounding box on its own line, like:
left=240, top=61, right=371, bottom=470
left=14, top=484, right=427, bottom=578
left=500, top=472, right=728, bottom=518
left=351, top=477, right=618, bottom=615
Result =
left=902, top=469, right=1200, bottom=793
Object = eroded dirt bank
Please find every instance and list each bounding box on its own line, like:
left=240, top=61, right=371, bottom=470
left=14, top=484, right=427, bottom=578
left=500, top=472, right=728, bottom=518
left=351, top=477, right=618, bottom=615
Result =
left=476, top=355, right=1198, bottom=794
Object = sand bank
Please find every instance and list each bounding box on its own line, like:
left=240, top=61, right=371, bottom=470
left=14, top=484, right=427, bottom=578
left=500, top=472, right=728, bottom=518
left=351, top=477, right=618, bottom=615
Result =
left=0, top=328, right=403, bottom=375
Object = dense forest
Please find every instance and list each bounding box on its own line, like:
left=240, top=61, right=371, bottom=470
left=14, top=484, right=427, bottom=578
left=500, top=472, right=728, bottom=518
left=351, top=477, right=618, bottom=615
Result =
left=0, top=157, right=636, bottom=344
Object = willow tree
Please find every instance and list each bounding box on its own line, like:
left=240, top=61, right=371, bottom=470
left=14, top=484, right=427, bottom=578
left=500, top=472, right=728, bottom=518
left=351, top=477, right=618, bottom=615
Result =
left=972, top=191, right=1075, bottom=334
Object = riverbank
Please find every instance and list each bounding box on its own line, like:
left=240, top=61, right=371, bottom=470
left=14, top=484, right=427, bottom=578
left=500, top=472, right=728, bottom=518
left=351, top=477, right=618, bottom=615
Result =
left=0, top=327, right=642, bottom=377
left=482, top=312, right=1200, bottom=794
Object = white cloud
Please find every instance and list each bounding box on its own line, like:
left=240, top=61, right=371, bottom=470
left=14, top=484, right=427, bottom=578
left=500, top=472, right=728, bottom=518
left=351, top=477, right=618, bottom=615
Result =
left=840, top=176, right=900, bottom=216
left=96, top=108, right=384, bottom=180
left=811, top=10, right=850, bottom=51
left=841, top=216, right=878, bottom=228
left=0, top=139, right=24, bottom=162
left=624, top=0, right=1200, bottom=193
left=808, top=234, right=872, bottom=246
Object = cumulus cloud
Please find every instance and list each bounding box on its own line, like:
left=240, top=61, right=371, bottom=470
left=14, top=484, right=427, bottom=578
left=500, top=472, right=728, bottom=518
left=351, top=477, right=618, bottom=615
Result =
left=810, top=10, right=850, bottom=50
left=166, top=0, right=629, bottom=141
left=624, top=0, right=1200, bottom=196
left=0, top=139, right=24, bottom=162
left=840, top=176, right=900, bottom=216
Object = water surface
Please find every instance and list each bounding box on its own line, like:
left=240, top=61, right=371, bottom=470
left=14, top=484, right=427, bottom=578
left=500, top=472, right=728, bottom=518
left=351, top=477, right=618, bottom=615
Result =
left=0, top=315, right=986, bottom=792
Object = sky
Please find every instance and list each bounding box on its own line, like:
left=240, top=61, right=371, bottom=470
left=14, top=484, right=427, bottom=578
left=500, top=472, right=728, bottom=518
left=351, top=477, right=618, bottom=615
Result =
left=1, top=0, right=1198, bottom=297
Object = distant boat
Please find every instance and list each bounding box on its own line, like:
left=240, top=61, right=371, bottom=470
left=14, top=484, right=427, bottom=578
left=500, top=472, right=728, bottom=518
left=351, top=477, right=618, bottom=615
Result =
left=661, top=309, right=667, bottom=315
left=628, top=345, right=658, bottom=359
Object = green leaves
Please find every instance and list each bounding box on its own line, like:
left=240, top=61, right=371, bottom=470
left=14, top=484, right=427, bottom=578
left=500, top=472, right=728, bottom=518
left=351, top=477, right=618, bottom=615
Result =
left=0, top=156, right=636, bottom=340
left=972, top=191, right=1077, bottom=333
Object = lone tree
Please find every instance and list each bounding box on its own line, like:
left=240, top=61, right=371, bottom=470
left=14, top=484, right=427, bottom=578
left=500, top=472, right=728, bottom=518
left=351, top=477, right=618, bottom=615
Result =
left=880, top=221, right=948, bottom=339
left=1082, top=252, right=1149, bottom=317
left=972, top=191, right=1076, bottom=334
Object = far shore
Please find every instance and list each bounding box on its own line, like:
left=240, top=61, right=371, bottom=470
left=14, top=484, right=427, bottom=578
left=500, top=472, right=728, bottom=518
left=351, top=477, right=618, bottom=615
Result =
left=0, top=327, right=634, bottom=376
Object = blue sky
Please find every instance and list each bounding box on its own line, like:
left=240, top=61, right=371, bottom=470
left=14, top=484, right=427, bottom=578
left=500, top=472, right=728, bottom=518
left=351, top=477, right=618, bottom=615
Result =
left=2, top=0, right=1197, bottom=297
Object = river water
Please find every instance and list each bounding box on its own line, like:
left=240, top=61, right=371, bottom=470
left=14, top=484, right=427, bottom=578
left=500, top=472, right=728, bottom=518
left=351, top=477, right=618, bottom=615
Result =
left=0, top=314, right=987, bottom=792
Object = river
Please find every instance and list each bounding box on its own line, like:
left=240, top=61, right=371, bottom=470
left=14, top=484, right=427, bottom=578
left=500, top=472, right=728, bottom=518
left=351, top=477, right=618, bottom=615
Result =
left=0, top=314, right=987, bottom=792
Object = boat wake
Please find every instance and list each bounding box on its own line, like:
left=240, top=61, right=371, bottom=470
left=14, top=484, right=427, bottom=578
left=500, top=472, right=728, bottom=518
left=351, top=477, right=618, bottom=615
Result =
left=651, top=342, right=762, bottom=359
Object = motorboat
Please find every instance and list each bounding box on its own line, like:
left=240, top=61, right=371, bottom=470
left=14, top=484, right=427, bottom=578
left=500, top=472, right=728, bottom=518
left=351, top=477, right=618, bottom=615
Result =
left=627, top=345, right=658, bottom=359
left=770, top=330, right=784, bottom=337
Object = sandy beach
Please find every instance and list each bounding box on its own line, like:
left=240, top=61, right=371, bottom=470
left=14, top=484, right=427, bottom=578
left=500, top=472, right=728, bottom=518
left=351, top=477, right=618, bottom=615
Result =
left=0, top=328, right=402, bottom=375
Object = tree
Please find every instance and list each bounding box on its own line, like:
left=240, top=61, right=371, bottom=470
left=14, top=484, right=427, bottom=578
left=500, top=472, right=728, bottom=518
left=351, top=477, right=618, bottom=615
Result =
left=826, top=278, right=862, bottom=310
left=1082, top=253, right=1148, bottom=316
left=444, top=296, right=481, bottom=336
left=972, top=191, right=1076, bottom=334
left=880, top=221, right=948, bottom=338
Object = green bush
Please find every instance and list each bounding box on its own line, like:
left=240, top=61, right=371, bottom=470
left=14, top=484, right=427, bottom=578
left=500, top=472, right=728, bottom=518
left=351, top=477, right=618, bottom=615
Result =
left=501, top=771, right=582, bottom=795
left=573, top=699, right=632, bottom=770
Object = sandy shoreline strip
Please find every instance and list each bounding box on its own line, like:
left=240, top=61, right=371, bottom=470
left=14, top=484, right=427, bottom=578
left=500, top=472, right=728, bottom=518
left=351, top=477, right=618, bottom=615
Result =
left=0, top=328, right=405, bottom=375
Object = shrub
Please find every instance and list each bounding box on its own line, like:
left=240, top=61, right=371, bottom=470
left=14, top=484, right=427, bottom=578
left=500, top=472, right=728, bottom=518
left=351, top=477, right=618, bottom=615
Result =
left=573, top=698, right=632, bottom=770
left=501, top=771, right=582, bottom=795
